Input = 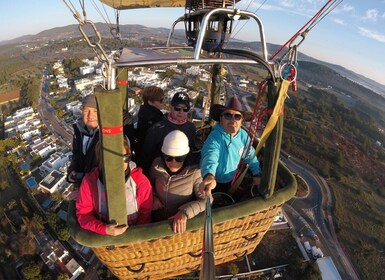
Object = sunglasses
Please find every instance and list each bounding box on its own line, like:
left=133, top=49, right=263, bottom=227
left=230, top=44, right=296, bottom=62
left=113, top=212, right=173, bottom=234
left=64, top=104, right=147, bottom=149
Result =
left=163, top=154, right=187, bottom=163
left=221, top=112, right=242, bottom=121
left=173, top=106, right=189, bottom=112
left=123, top=154, right=131, bottom=163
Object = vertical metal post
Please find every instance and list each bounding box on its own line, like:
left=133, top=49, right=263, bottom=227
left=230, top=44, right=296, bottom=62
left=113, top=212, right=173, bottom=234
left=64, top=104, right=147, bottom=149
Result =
left=199, top=196, right=215, bottom=280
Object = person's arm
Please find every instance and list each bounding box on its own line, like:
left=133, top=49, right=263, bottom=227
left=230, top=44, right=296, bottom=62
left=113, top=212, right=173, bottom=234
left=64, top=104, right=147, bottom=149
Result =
left=67, top=127, right=81, bottom=182
left=199, top=136, right=220, bottom=194
left=173, top=169, right=211, bottom=233
left=139, top=126, right=158, bottom=174
left=76, top=173, right=108, bottom=235
left=179, top=169, right=207, bottom=219
left=200, top=135, right=220, bottom=179
left=135, top=171, right=153, bottom=225
left=246, top=145, right=261, bottom=178
left=148, top=162, right=164, bottom=211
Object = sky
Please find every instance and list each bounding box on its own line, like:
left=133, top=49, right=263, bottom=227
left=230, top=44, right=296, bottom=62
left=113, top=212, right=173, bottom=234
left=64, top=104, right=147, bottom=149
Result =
left=0, top=0, right=385, bottom=86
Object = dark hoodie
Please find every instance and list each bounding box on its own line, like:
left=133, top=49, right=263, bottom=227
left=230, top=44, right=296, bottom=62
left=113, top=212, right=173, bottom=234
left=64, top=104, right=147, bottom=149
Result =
left=135, top=103, right=164, bottom=158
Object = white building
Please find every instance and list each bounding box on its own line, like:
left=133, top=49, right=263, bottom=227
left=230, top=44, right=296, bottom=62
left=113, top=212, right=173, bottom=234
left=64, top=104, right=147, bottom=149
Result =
left=80, top=66, right=95, bottom=75
left=39, top=152, right=71, bottom=176
left=316, top=257, right=342, bottom=280
left=74, top=78, right=93, bottom=91
left=66, top=258, right=85, bottom=279
left=13, top=107, right=34, bottom=120
left=39, top=170, right=66, bottom=194
left=74, top=75, right=104, bottom=91
left=66, top=100, right=82, bottom=113
left=30, top=141, right=56, bottom=159
left=57, top=75, right=69, bottom=89
left=21, top=128, right=41, bottom=141
left=30, top=136, right=42, bottom=145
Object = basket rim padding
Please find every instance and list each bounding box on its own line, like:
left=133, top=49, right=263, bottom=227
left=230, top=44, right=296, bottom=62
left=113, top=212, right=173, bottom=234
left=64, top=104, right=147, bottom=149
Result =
left=67, top=161, right=296, bottom=247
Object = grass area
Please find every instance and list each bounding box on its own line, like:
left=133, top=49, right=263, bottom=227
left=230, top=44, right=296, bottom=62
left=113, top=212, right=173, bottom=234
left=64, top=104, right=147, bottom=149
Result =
left=331, top=177, right=385, bottom=279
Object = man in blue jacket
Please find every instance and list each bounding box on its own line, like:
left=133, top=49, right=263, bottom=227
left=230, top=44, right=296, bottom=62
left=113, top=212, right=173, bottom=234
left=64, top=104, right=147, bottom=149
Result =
left=199, top=96, right=261, bottom=197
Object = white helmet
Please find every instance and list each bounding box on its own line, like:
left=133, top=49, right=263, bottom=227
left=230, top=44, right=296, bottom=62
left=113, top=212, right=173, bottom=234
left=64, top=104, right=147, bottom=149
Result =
left=161, top=130, right=190, bottom=156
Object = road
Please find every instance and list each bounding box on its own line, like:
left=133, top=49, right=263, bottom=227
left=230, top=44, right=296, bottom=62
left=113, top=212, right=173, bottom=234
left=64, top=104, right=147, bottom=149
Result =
left=281, top=155, right=360, bottom=280
left=37, top=75, right=73, bottom=145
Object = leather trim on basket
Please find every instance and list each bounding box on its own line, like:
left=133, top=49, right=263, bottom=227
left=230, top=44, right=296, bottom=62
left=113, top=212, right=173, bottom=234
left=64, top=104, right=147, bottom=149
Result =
left=188, top=250, right=202, bottom=258
left=126, top=263, right=145, bottom=273
left=234, top=250, right=247, bottom=258
left=243, top=233, right=259, bottom=241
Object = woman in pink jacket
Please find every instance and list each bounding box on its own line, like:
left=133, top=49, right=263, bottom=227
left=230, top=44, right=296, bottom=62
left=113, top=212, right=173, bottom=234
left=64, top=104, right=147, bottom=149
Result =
left=76, top=138, right=153, bottom=236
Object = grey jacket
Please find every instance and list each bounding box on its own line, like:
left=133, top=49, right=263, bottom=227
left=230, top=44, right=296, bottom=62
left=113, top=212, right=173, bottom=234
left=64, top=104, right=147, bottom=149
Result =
left=149, top=157, right=206, bottom=220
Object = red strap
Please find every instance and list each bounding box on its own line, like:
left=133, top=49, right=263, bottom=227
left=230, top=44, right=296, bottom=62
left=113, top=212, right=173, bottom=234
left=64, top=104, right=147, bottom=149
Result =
left=117, top=80, right=128, bottom=85
left=101, top=126, right=123, bottom=135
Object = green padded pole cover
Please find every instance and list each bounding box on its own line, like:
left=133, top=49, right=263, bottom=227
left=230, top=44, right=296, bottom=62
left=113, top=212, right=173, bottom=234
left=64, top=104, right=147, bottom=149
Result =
left=260, top=80, right=284, bottom=198
left=95, top=88, right=127, bottom=226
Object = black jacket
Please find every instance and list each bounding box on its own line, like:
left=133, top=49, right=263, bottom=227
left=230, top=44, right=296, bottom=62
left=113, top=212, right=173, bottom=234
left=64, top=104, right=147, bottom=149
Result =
left=136, top=104, right=164, bottom=157
left=67, top=120, right=99, bottom=182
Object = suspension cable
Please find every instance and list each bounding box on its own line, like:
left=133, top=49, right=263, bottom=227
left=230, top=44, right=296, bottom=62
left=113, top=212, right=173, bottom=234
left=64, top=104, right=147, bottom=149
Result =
left=231, top=0, right=268, bottom=40
left=270, top=0, right=342, bottom=60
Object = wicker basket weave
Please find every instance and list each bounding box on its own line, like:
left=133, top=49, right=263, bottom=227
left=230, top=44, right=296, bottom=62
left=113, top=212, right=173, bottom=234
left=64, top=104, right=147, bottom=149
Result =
left=92, top=205, right=280, bottom=279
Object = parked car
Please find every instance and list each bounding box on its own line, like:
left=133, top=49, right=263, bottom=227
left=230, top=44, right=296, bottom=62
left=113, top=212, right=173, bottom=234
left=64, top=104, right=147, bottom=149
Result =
left=304, top=241, right=312, bottom=253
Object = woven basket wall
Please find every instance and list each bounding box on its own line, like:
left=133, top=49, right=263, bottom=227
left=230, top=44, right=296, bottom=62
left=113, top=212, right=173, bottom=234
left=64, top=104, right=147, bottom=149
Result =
left=92, top=205, right=281, bottom=279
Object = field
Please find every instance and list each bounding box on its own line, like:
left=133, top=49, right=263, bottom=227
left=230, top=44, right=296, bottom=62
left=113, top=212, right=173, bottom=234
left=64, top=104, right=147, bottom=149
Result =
left=0, top=89, right=20, bottom=104
left=331, top=177, right=385, bottom=279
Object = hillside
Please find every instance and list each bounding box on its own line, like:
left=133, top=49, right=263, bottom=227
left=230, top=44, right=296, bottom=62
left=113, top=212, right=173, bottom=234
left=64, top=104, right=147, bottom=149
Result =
left=1, top=23, right=385, bottom=97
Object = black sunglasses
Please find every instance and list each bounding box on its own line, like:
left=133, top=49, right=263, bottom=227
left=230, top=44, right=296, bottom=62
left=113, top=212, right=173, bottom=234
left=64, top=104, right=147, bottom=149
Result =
left=123, top=154, right=131, bottom=163
left=163, top=154, right=187, bottom=163
left=173, top=106, right=189, bottom=112
left=221, top=112, right=242, bottom=121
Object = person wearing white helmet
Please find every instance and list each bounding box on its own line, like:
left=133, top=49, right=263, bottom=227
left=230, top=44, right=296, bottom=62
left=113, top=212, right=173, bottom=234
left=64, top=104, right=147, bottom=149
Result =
left=149, top=130, right=209, bottom=234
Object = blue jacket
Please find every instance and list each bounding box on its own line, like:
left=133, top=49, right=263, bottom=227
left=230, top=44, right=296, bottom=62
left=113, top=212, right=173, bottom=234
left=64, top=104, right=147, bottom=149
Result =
left=200, top=124, right=260, bottom=184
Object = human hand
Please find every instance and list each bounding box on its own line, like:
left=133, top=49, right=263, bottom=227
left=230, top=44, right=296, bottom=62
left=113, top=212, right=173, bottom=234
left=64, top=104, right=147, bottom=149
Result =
left=199, top=174, right=216, bottom=197
left=68, top=171, right=78, bottom=183
left=172, top=211, right=188, bottom=234
left=252, top=176, right=261, bottom=187
left=105, top=223, right=128, bottom=236
left=66, top=189, right=79, bottom=201
left=152, top=197, right=164, bottom=210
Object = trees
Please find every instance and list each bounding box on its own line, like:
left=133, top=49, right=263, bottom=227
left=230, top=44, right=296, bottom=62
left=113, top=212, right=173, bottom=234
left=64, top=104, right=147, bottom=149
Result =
left=21, top=262, right=41, bottom=280
left=57, top=273, right=70, bottom=280
left=56, top=228, right=70, bottom=242
left=287, top=256, right=321, bottom=280
left=228, top=263, right=239, bottom=276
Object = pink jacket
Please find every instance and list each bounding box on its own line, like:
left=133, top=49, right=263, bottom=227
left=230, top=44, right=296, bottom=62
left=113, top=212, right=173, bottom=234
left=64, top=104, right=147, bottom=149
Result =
left=76, top=167, right=153, bottom=235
